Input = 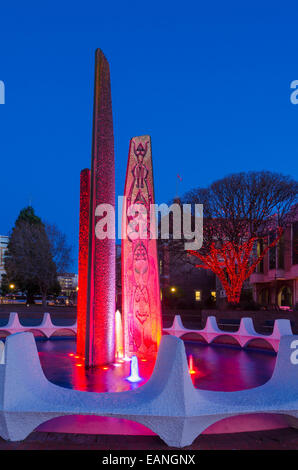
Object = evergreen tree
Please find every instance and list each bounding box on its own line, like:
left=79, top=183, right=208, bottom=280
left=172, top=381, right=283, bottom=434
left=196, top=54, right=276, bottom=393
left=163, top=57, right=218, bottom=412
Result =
left=5, top=207, right=59, bottom=306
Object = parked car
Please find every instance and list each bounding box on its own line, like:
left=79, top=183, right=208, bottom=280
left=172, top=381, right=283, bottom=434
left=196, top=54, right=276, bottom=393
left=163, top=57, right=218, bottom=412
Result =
left=55, top=296, right=68, bottom=305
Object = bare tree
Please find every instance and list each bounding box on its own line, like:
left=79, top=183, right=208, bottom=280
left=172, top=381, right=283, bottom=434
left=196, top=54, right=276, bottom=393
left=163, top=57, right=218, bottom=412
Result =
left=45, top=223, right=73, bottom=273
left=185, top=172, right=297, bottom=243
left=179, top=171, right=298, bottom=303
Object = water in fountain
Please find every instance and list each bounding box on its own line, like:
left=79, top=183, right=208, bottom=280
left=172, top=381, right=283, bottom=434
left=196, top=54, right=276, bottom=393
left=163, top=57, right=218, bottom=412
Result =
left=188, top=354, right=196, bottom=375
left=126, top=355, right=142, bottom=382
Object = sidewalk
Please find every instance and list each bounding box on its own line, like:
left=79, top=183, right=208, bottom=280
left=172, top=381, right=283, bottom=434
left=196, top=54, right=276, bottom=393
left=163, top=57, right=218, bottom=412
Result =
left=0, top=428, right=297, bottom=450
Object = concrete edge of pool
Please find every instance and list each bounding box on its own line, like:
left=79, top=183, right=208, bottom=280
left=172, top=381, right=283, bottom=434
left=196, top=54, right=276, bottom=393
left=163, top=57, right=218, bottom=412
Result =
left=0, top=332, right=298, bottom=447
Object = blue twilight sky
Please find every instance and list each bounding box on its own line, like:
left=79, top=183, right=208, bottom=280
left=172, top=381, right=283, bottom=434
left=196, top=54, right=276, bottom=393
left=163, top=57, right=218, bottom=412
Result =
left=0, top=0, right=298, bottom=271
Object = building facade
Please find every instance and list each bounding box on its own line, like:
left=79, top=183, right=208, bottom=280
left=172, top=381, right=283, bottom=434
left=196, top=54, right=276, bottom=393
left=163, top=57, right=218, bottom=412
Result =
left=0, top=235, right=9, bottom=285
left=250, top=218, right=298, bottom=309
left=158, top=243, right=216, bottom=310
left=57, top=273, right=78, bottom=297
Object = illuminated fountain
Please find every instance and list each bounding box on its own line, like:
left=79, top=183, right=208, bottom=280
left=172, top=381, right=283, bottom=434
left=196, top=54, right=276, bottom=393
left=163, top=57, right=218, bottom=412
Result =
left=115, top=310, right=124, bottom=360
left=5, top=319, right=287, bottom=442
left=188, top=354, right=196, bottom=375
left=0, top=47, right=293, bottom=450
left=49, top=48, right=294, bottom=444
left=126, top=355, right=142, bottom=383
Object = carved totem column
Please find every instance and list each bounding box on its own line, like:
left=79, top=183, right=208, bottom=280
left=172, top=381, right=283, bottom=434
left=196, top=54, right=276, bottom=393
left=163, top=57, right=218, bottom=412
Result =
left=122, top=135, right=162, bottom=359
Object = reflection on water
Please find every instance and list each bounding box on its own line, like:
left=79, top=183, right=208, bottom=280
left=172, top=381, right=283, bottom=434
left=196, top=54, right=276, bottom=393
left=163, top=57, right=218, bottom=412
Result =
left=184, top=341, right=276, bottom=391
left=36, top=337, right=276, bottom=393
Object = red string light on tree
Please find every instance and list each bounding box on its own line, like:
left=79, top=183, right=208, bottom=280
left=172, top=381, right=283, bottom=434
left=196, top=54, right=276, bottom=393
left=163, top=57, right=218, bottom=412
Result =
left=188, top=227, right=283, bottom=304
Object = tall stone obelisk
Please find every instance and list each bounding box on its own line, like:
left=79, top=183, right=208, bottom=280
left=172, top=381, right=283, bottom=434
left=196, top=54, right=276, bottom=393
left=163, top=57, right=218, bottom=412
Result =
left=85, top=49, right=115, bottom=366
left=122, top=136, right=162, bottom=360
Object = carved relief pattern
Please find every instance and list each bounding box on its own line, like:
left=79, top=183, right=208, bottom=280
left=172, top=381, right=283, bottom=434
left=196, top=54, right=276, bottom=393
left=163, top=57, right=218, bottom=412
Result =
left=122, top=136, right=162, bottom=359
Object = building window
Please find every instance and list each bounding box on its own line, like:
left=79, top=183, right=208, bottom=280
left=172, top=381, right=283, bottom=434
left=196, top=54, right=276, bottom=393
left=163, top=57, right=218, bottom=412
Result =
left=258, top=288, right=269, bottom=305
left=293, top=221, right=298, bottom=266
left=211, top=291, right=216, bottom=301
left=195, top=290, right=201, bottom=301
left=256, top=240, right=264, bottom=273
left=277, top=234, right=284, bottom=269
left=278, top=285, right=293, bottom=307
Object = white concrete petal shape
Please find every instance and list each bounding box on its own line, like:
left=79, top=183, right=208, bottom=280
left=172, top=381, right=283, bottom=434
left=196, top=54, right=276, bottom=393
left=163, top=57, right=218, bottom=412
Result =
left=0, top=342, right=4, bottom=364
left=6, top=313, right=23, bottom=330
left=0, top=312, right=77, bottom=338
left=163, top=315, right=293, bottom=351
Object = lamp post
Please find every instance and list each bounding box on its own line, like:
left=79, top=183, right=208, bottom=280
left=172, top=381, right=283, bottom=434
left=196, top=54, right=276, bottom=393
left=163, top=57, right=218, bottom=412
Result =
left=9, top=284, right=15, bottom=304
left=170, top=286, right=177, bottom=309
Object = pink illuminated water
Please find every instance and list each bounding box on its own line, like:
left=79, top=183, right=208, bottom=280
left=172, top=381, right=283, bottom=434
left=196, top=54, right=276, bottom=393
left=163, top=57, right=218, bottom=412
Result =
left=36, top=337, right=276, bottom=392
left=34, top=337, right=277, bottom=436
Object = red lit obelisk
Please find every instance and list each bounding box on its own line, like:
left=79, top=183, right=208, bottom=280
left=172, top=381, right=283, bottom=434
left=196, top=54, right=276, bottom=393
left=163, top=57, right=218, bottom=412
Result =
left=77, top=168, right=90, bottom=356
left=84, top=49, right=116, bottom=366
left=122, top=136, right=162, bottom=360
